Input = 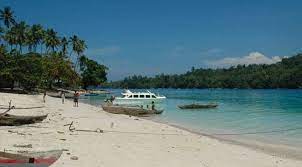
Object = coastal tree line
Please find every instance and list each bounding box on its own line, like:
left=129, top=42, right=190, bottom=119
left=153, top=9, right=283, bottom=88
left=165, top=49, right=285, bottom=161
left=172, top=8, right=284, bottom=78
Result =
left=109, top=54, right=302, bottom=89
left=0, top=7, right=108, bottom=91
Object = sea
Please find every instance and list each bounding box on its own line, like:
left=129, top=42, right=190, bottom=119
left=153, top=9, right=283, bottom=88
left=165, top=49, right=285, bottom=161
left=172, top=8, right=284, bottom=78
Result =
left=81, top=89, right=302, bottom=158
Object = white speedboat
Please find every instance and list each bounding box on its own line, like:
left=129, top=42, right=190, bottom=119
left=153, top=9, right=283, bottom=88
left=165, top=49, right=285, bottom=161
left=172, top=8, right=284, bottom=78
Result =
left=113, top=90, right=166, bottom=104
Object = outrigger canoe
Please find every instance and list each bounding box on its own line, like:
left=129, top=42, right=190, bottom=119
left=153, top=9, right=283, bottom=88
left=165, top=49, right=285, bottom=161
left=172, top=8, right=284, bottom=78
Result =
left=0, top=114, right=48, bottom=126
left=102, top=104, right=163, bottom=116
left=178, top=103, right=218, bottom=109
left=0, top=150, right=62, bottom=167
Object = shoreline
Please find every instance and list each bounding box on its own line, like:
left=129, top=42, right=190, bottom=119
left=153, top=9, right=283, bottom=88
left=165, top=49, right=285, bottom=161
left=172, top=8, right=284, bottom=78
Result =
left=147, top=118, right=302, bottom=161
left=1, top=92, right=302, bottom=167
left=81, top=98, right=302, bottom=161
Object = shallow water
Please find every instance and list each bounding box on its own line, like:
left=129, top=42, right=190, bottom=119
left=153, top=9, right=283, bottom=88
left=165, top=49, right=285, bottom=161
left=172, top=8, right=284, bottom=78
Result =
left=81, top=89, right=302, bottom=154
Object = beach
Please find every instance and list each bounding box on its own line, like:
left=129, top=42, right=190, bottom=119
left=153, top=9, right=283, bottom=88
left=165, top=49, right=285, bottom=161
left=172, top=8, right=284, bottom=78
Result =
left=0, top=92, right=302, bottom=167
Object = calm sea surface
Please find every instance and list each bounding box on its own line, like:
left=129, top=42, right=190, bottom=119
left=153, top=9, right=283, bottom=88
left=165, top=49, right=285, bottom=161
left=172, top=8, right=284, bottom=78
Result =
left=81, top=89, right=302, bottom=153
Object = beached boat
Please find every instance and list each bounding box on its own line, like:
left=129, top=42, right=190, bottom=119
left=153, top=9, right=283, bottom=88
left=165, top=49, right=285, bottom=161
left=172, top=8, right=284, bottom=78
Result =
left=178, top=103, right=218, bottom=109
left=102, top=104, right=163, bottom=116
left=0, top=114, right=48, bottom=126
left=0, top=149, right=62, bottom=167
left=114, top=90, right=166, bottom=104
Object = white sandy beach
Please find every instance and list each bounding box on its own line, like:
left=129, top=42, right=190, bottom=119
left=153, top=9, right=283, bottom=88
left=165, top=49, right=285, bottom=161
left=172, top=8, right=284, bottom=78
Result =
left=0, top=92, right=302, bottom=167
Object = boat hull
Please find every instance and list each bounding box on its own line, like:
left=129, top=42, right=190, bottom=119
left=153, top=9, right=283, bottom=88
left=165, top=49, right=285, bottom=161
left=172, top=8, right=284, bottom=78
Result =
left=0, top=150, right=62, bottom=167
left=178, top=104, right=218, bottom=109
left=102, top=104, right=163, bottom=116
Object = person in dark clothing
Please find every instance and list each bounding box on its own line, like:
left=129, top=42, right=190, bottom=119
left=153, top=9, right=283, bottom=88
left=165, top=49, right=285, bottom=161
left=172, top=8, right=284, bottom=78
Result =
left=74, top=91, right=79, bottom=107
left=151, top=101, right=155, bottom=110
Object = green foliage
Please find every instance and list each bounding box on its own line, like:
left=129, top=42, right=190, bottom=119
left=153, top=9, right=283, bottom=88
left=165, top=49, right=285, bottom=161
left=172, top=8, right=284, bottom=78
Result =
left=42, top=52, right=80, bottom=89
left=79, top=56, right=108, bottom=89
left=110, top=54, right=302, bottom=89
left=0, top=7, right=107, bottom=91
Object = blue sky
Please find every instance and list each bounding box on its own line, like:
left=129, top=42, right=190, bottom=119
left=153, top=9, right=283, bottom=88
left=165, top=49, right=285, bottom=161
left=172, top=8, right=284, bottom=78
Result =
left=1, top=0, right=302, bottom=80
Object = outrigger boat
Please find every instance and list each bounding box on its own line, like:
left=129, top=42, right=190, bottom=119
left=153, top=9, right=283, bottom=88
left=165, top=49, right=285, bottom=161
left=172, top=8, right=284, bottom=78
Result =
left=102, top=104, right=163, bottom=116
left=0, top=150, right=62, bottom=167
left=0, top=114, right=48, bottom=126
left=113, top=90, right=166, bottom=104
left=178, top=103, right=218, bottom=109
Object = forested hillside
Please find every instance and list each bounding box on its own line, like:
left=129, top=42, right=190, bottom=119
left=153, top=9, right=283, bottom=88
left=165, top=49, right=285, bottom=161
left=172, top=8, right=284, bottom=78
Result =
left=109, top=54, right=302, bottom=89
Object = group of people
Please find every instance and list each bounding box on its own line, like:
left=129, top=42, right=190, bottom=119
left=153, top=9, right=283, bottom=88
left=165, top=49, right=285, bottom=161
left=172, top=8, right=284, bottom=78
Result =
left=42, top=90, right=80, bottom=107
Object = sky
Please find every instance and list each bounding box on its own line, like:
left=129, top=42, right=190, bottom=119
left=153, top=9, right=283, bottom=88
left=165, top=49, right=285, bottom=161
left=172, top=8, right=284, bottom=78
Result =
left=1, top=0, right=302, bottom=80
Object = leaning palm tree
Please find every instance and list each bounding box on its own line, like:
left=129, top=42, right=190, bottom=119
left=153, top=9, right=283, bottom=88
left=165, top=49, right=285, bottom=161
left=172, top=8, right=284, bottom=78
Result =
left=0, top=7, right=17, bottom=28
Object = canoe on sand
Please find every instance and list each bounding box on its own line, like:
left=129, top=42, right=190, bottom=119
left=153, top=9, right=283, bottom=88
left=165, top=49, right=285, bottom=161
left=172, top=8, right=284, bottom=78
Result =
left=0, top=150, right=62, bottom=167
left=0, top=114, right=48, bottom=126
left=102, top=104, right=163, bottom=116
left=178, top=103, right=218, bottom=109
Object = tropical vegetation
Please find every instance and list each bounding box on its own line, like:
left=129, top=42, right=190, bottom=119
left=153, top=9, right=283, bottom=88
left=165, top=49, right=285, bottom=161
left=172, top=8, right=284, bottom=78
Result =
left=0, top=7, right=108, bottom=91
left=109, top=54, right=302, bottom=89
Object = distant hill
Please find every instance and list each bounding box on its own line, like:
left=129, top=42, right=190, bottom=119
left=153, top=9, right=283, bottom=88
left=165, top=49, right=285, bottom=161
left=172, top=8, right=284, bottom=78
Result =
left=108, top=54, right=302, bottom=89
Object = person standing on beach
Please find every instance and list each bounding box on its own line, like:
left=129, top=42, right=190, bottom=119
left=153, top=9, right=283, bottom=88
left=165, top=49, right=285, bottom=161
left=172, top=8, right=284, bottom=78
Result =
left=151, top=101, right=155, bottom=110
left=73, top=91, right=79, bottom=107
left=61, top=92, right=65, bottom=104
left=43, top=91, right=46, bottom=103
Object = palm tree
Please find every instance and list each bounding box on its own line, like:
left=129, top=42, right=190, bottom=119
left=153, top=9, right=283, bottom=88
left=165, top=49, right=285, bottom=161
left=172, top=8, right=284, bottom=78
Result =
left=61, top=37, right=69, bottom=56
left=4, top=25, right=17, bottom=51
left=0, top=26, right=4, bottom=44
left=44, top=28, right=60, bottom=53
left=14, top=21, right=28, bottom=53
left=25, top=25, right=35, bottom=52
left=30, top=24, right=44, bottom=52
left=0, top=7, right=16, bottom=28
left=69, top=35, right=87, bottom=70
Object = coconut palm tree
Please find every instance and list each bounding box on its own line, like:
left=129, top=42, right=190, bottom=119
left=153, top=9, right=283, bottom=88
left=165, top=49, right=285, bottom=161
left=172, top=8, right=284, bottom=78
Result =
left=4, top=25, right=17, bottom=51
left=44, top=28, right=60, bottom=53
left=0, top=7, right=16, bottom=28
left=30, top=24, right=44, bottom=52
left=61, top=37, right=69, bottom=56
left=14, top=21, right=28, bottom=53
left=0, top=26, right=3, bottom=44
left=69, top=35, right=87, bottom=70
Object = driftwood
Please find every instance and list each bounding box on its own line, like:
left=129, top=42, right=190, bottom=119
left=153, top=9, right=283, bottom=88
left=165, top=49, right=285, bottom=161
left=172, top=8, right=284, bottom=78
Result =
left=0, top=100, right=15, bottom=117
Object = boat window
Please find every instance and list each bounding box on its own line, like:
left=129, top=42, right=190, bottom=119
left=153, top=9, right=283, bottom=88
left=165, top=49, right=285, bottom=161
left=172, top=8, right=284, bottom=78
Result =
left=146, top=95, right=150, bottom=98
left=152, top=95, right=156, bottom=98
left=134, top=95, right=138, bottom=98
left=122, top=95, right=126, bottom=98
left=140, top=95, right=144, bottom=98
left=129, top=95, right=132, bottom=98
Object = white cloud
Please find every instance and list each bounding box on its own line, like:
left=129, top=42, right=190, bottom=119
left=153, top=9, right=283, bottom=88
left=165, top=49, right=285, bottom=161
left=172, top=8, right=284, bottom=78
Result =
left=207, top=52, right=282, bottom=68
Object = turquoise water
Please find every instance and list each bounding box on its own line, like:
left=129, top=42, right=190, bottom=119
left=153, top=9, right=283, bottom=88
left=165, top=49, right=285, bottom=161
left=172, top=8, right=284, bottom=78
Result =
left=81, top=89, right=302, bottom=152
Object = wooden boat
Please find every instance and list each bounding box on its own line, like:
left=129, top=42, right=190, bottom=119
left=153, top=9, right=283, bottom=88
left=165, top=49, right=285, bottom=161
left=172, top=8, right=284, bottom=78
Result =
left=102, top=104, right=163, bottom=116
left=178, top=103, right=218, bottom=109
left=0, top=114, right=48, bottom=126
left=0, top=150, right=62, bottom=167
